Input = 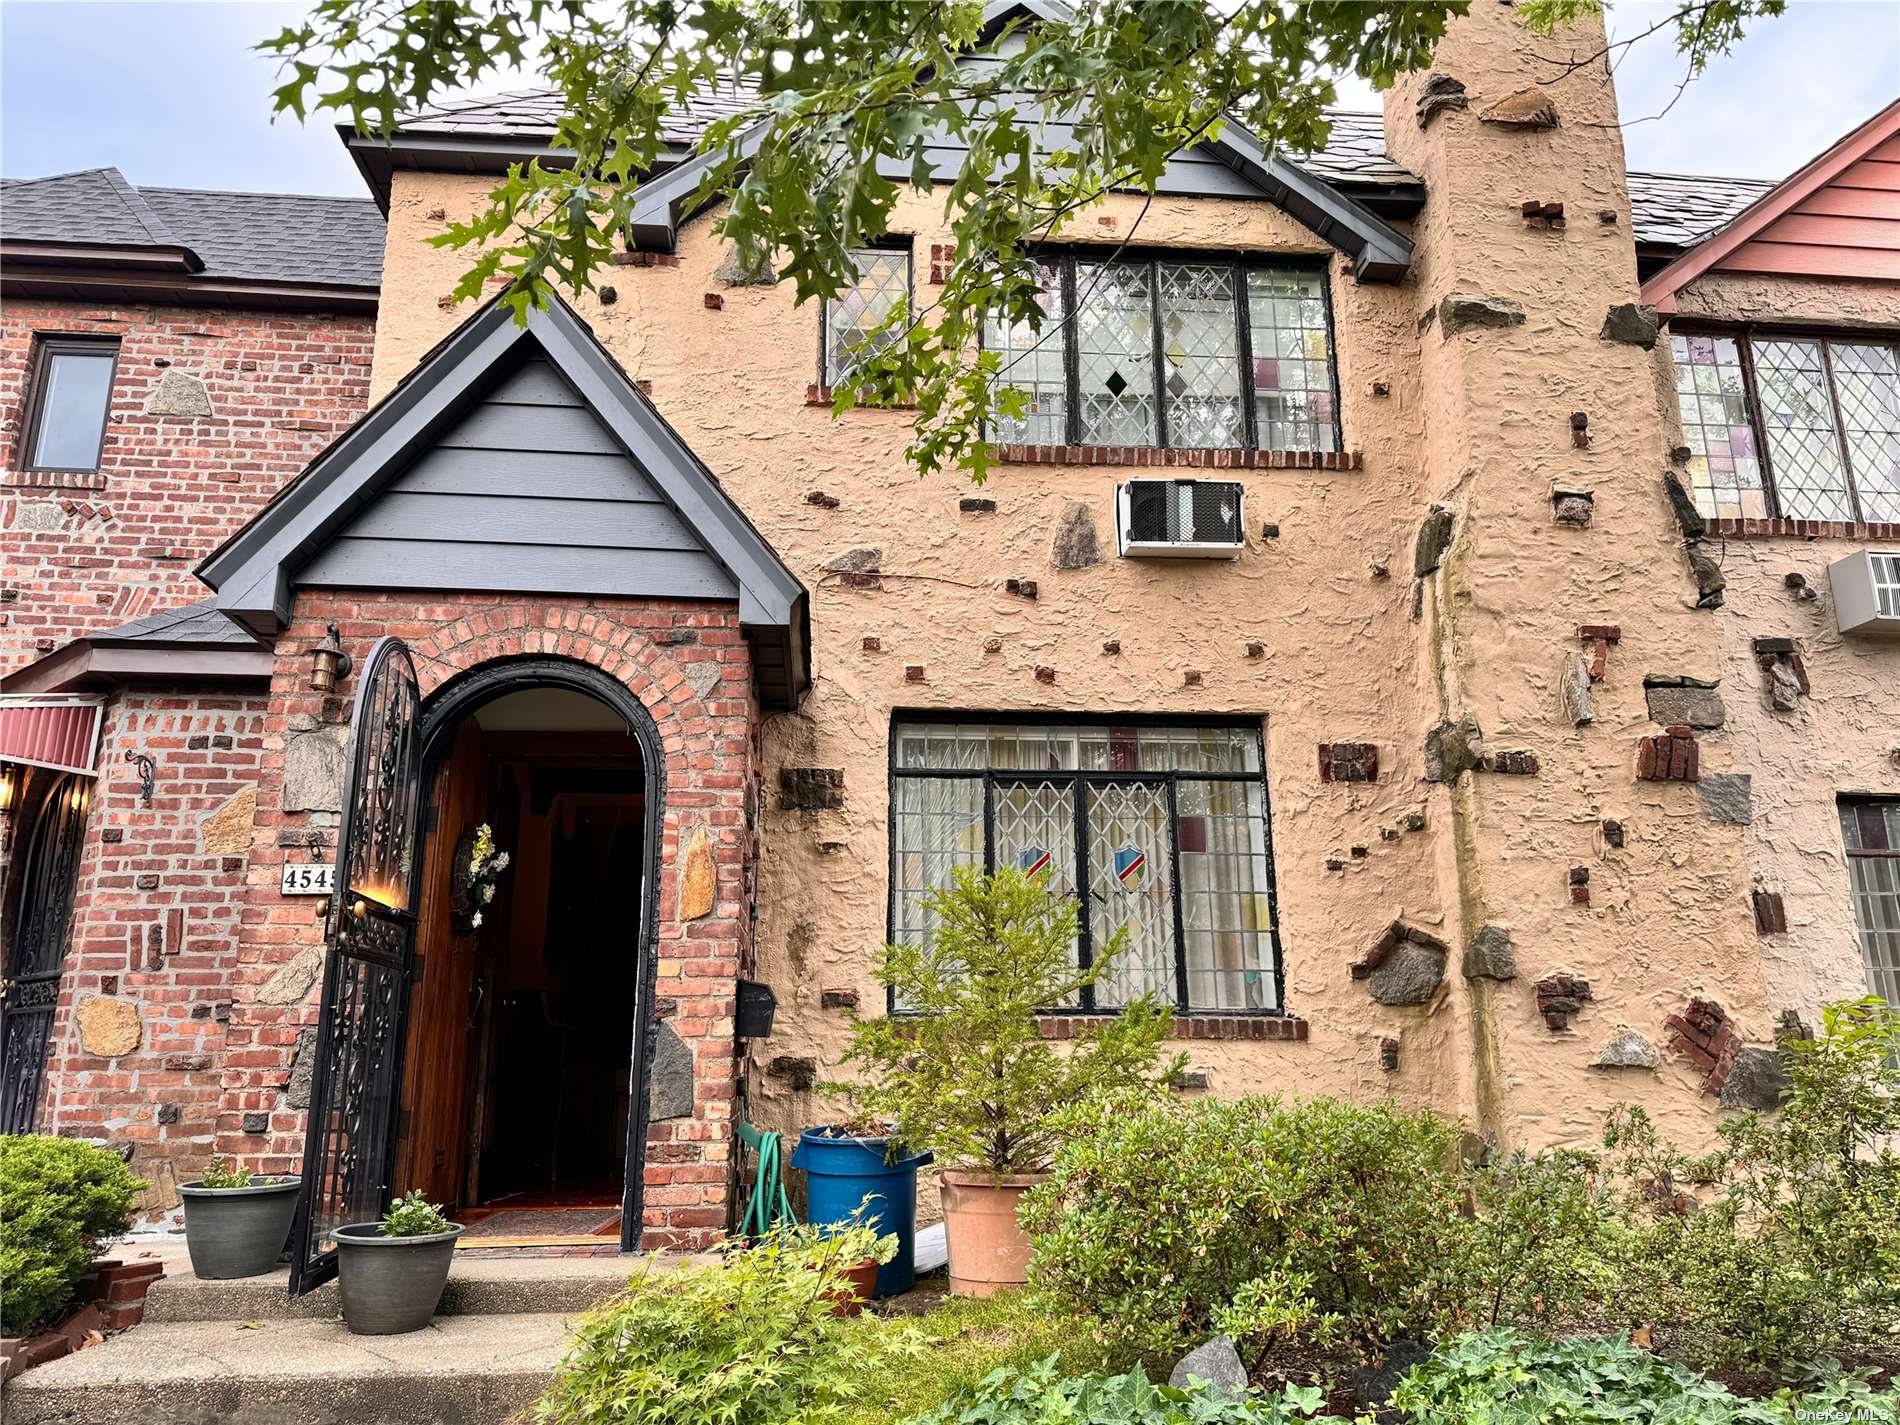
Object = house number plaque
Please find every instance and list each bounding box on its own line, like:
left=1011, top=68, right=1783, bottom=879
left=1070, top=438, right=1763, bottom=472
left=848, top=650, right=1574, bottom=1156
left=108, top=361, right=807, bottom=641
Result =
left=280, top=862, right=337, bottom=896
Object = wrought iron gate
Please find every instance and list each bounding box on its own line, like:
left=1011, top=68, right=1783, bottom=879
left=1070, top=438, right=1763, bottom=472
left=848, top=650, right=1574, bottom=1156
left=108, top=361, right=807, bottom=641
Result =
left=0, top=774, right=89, bottom=1134
left=288, top=638, right=423, bottom=1294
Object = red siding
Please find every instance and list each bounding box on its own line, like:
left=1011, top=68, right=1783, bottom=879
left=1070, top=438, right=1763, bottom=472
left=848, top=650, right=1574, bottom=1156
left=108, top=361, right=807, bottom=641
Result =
left=1723, top=140, right=1900, bottom=281
left=0, top=699, right=102, bottom=773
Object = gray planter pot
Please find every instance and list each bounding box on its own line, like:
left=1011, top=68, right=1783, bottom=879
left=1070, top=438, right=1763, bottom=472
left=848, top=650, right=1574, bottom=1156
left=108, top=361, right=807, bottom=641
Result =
left=330, top=1222, right=465, bottom=1335
left=178, top=1177, right=302, bottom=1280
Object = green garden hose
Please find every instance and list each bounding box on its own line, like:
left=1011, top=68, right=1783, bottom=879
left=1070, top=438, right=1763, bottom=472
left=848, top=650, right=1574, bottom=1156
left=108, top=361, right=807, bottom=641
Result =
left=737, top=1120, right=797, bottom=1239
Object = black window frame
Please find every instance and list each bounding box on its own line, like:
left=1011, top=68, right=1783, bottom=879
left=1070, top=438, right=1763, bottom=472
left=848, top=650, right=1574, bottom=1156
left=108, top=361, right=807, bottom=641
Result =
left=1671, top=322, right=1900, bottom=525
left=1839, top=794, right=1900, bottom=1010
left=818, top=241, right=916, bottom=386
left=18, top=334, right=120, bottom=475
left=885, top=711, right=1289, bottom=1018
left=983, top=248, right=1343, bottom=454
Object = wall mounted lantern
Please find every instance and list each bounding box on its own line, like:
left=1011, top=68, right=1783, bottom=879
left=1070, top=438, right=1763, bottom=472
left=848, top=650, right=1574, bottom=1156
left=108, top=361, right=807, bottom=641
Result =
left=309, top=624, right=353, bottom=694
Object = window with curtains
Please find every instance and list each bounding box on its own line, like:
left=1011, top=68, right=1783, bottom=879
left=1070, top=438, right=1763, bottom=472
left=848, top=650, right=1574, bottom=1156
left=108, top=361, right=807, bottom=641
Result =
left=983, top=254, right=1339, bottom=452
left=1841, top=799, right=1900, bottom=1010
left=888, top=719, right=1283, bottom=1014
left=1670, top=330, right=1900, bottom=524
left=821, top=247, right=912, bottom=385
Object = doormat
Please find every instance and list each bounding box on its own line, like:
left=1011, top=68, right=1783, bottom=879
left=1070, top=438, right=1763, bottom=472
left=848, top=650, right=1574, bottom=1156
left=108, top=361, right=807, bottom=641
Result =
left=462, top=1208, right=623, bottom=1239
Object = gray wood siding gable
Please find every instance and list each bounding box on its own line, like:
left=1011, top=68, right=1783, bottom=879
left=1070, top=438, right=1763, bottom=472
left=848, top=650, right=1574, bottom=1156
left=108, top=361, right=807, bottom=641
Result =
left=297, top=357, right=741, bottom=601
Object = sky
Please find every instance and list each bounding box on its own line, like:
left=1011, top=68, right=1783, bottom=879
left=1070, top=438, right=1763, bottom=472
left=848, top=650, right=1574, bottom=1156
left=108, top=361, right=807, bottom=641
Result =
left=1, top=0, right=1896, bottom=200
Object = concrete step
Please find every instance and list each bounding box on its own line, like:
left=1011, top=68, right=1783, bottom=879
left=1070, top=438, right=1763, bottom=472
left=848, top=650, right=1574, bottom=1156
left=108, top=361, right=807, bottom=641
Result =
left=135, top=1242, right=686, bottom=1324
left=1, top=1313, right=575, bottom=1425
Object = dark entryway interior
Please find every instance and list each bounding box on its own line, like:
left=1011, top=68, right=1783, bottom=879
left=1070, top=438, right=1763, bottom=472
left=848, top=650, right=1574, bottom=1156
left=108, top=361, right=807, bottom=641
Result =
left=396, top=686, right=647, bottom=1236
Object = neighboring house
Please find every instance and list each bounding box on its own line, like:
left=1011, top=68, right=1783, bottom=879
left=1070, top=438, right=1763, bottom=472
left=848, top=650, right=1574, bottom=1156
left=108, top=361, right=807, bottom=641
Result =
left=0, top=169, right=382, bottom=1214
left=0, top=0, right=1892, bottom=1280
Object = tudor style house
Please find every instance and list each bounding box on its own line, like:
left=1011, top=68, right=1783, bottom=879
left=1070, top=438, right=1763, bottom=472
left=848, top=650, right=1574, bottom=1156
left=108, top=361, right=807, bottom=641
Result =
left=1, top=1, right=1894, bottom=1282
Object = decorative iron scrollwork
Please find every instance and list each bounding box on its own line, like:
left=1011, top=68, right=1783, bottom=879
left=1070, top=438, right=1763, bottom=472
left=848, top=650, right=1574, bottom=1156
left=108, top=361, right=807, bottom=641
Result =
left=0, top=773, right=90, bottom=1133
left=124, top=749, right=156, bottom=807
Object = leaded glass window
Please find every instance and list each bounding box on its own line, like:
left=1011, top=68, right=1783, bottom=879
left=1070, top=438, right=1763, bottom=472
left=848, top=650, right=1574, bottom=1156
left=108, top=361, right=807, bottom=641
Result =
left=1841, top=799, right=1900, bottom=1010
left=1669, top=330, right=1900, bottom=523
left=980, top=254, right=1339, bottom=452
left=889, top=719, right=1281, bottom=1014
left=823, top=248, right=911, bottom=385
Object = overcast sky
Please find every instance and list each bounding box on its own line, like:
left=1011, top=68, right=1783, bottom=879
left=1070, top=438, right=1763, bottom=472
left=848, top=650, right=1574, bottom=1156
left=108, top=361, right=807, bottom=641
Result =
left=2, top=0, right=1896, bottom=199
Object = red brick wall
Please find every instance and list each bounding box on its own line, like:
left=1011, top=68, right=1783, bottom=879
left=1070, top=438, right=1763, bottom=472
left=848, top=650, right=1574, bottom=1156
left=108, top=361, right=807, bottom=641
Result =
left=33, top=688, right=269, bottom=1224
left=0, top=300, right=375, bottom=674
left=219, top=591, right=758, bottom=1250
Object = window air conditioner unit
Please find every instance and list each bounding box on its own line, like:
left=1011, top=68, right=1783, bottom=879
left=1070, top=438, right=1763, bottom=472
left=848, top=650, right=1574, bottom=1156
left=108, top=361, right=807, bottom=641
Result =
left=1828, top=549, right=1900, bottom=638
left=1116, top=479, right=1245, bottom=559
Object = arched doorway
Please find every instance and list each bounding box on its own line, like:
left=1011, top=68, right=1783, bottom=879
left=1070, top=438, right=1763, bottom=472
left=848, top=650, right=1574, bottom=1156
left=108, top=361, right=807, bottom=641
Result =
left=0, top=772, right=90, bottom=1133
left=400, top=657, right=664, bottom=1247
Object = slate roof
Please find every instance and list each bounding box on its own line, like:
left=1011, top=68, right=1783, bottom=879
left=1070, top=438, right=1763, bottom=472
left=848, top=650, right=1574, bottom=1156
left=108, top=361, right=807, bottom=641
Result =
left=399, top=81, right=761, bottom=149
left=1626, top=170, right=1775, bottom=250
left=91, top=599, right=266, bottom=649
left=2, top=167, right=383, bottom=289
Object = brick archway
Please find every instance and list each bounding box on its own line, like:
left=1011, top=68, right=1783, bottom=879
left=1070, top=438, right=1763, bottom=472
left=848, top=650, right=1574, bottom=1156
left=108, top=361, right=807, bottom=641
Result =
left=223, top=591, right=758, bottom=1250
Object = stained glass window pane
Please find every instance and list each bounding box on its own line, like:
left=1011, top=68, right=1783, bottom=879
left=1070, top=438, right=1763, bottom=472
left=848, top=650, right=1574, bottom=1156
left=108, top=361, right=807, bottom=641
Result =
left=984, top=261, right=1068, bottom=445
left=889, top=775, right=984, bottom=977
left=1158, top=262, right=1243, bottom=448
left=1246, top=267, right=1336, bottom=453
left=1074, top=260, right=1157, bottom=445
left=900, top=722, right=1257, bottom=775
left=994, top=780, right=1083, bottom=1000
left=823, top=248, right=910, bottom=385
left=1841, top=800, right=1900, bottom=1009
left=1831, top=343, right=1900, bottom=524
left=1668, top=333, right=1762, bottom=520
left=1176, top=779, right=1277, bottom=1011
left=1753, top=338, right=1853, bottom=521
left=1085, top=782, right=1177, bottom=1008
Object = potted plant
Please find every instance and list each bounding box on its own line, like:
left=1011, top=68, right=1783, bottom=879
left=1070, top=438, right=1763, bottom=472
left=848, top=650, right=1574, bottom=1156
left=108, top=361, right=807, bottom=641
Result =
left=331, top=1190, right=464, bottom=1335
left=841, top=866, right=1181, bottom=1296
left=178, top=1158, right=301, bottom=1280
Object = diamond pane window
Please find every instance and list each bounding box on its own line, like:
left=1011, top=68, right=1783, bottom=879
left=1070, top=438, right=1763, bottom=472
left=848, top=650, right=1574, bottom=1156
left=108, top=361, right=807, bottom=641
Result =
left=1670, top=333, right=1763, bottom=519
left=890, top=718, right=1281, bottom=1013
left=823, top=248, right=911, bottom=385
left=984, top=261, right=1068, bottom=445
left=1832, top=344, right=1900, bottom=523
left=1841, top=799, right=1900, bottom=1010
left=1159, top=263, right=1243, bottom=448
left=1247, top=268, right=1337, bottom=453
left=1074, top=260, right=1158, bottom=445
left=1754, top=339, right=1853, bottom=521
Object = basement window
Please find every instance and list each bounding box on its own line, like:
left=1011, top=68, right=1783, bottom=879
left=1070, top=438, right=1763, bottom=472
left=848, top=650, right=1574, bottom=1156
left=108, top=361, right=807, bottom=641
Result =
left=888, top=718, right=1284, bottom=1014
left=20, top=335, right=119, bottom=472
left=1671, top=330, right=1900, bottom=524
left=983, top=253, right=1340, bottom=453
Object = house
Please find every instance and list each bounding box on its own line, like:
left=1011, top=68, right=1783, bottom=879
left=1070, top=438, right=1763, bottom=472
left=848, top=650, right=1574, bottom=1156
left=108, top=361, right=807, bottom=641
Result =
left=1, top=0, right=1893, bottom=1284
left=0, top=169, right=382, bottom=1215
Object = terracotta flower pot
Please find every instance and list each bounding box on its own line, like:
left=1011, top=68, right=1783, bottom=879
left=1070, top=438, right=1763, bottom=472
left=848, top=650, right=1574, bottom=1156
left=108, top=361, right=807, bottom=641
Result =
left=829, top=1257, right=880, bottom=1317
left=938, top=1169, right=1050, bottom=1298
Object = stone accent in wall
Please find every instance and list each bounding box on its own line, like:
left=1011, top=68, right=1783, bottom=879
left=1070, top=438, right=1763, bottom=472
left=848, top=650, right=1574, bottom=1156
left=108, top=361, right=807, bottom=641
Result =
left=1423, top=713, right=1484, bottom=783
left=678, top=825, right=717, bottom=919
left=143, top=367, right=214, bottom=417
left=1481, top=86, right=1561, bottom=128
left=779, top=768, right=844, bottom=811
left=1753, top=639, right=1810, bottom=713
left=1438, top=294, right=1526, bottom=336
left=1462, top=925, right=1517, bottom=982
left=282, top=718, right=348, bottom=813
left=1317, top=742, right=1379, bottom=784
left=1049, top=500, right=1103, bottom=569
left=198, top=786, right=256, bottom=857
left=1413, top=506, right=1455, bottom=576
left=648, top=1022, right=695, bottom=1120
left=1351, top=921, right=1448, bottom=1007
left=1379, top=1037, right=1401, bottom=1072
left=1599, top=303, right=1660, bottom=349
left=1561, top=653, right=1595, bottom=726
left=766, top=1056, right=817, bottom=1091
left=1579, top=624, right=1621, bottom=681
left=75, top=996, right=142, bottom=1058
left=1415, top=71, right=1468, bottom=126
left=255, top=946, right=322, bottom=1006
left=1593, top=1028, right=1658, bottom=1069
left=1719, top=1045, right=1790, bottom=1110
left=819, top=989, right=859, bottom=1010
left=1752, top=890, right=1788, bottom=935
left=1552, top=484, right=1593, bottom=527
left=823, top=548, right=882, bottom=589
left=1643, top=677, right=1725, bottom=730
left=1697, top=773, right=1753, bottom=825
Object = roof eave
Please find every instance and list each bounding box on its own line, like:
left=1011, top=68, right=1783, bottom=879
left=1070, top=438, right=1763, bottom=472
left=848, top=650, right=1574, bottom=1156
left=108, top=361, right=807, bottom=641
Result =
left=0, top=641, right=275, bottom=695
left=0, top=266, right=378, bottom=315
left=0, top=238, right=202, bottom=273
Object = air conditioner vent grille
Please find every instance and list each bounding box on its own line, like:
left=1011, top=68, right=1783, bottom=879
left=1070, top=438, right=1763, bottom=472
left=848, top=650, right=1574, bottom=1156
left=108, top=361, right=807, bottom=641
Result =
left=1117, top=479, right=1245, bottom=559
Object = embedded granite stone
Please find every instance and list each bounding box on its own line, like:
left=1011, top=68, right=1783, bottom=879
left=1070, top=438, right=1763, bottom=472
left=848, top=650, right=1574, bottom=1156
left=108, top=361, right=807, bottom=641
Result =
left=1601, top=303, right=1660, bottom=349
left=1594, top=1028, right=1659, bottom=1070
left=1561, top=653, right=1595, bottom=727
left=678, top=825, right=717, bottom=920
left=1413, top=506, right=1455, bottom=576
left=1663, top=472, right=1708, bottom=541
left=1438, top=294, right=1525, bottom=335
left=1369, top=939, right=1447, bottom=1007
left=283, top=721, right=349, bottom=814
left=1697, top=772, right=1754, bottom=825
left=1050, top=500, right=1103, bottom=570
left=199, top=786, right=257, bottom=858
left=1462, top=925, right=1517, bottom=982
left=1479, top=86, right=1560, bottom=129
left=1423, top=713, right=1485, bottom=783
left=1644, top=679, right=1725, bottom=730
left=647, top=1022, right=695, bottom=1120
left=1719, top=1045, right=1789, bottom=1110
left=144, top=368, right=214, bottom=417
left=257, top=946, right=323, bottom=1006
left=1415, top=72, right=1469, bottom=128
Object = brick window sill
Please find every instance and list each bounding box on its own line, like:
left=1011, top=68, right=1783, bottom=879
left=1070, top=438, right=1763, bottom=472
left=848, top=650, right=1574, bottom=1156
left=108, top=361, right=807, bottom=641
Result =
left=1037, top=1013, right=1309, bottom=1042
left=3, top=468, right=107, bottom=492
left=990, top=444, right=1362, bottom=472
left=805, top=384, right=918, bottom=410
left=1706, top=516, right=1900, bottom=542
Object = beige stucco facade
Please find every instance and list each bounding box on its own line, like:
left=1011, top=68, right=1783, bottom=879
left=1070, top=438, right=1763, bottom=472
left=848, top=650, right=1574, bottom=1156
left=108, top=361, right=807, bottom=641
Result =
left=349, top=1, right=1891, bottom=1159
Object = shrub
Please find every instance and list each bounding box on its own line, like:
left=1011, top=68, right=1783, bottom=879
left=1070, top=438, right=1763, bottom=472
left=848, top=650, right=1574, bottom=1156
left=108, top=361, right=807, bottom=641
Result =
left=902, top=1355, right=1351, bottom=1425
left=1604, top=997, right=1900, bottom=1370
left=1455, top=1147, right=1620, bottom=1332
left=532, top=1221, right=912, bottom=1425
left=381, top=1190, right=453, bottom=1237
left=0, top=1134, right=144, bottom=1334
left=1022, top=1095, right=1476, bottom=1360
left=840, top=866, right=1182, bottom=1173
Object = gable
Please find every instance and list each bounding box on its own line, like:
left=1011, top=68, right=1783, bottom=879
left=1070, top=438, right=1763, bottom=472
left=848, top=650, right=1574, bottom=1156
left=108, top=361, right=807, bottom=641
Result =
left=197, top=297, right=808, bottom=707
left=299, top=356, right=740, bottom=602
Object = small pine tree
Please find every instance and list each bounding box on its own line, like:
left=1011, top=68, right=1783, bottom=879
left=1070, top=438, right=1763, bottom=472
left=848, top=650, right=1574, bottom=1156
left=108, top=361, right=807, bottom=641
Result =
left=841, top=866, right=1182, bottom=1175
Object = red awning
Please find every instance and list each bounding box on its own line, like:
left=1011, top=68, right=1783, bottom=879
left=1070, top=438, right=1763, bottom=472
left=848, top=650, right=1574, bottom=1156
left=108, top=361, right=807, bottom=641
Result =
left=0, top=696, right=105, bottom=776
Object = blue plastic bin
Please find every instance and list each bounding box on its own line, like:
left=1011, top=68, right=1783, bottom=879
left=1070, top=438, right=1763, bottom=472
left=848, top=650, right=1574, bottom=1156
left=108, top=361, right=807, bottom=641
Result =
left=790, top=1126, right=933, bottom=1297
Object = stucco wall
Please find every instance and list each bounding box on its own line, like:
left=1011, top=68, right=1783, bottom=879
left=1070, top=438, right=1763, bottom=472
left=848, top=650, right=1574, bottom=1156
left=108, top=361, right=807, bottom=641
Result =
left=1655, top=268, right=1900, bottom=1020
left=352, top=2, right=1840, bottom=1160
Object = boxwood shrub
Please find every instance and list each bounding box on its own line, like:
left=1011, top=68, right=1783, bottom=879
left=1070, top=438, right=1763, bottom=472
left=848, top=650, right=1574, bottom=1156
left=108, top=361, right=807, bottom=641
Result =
left=0, top=1134, right=144, bottom=1335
